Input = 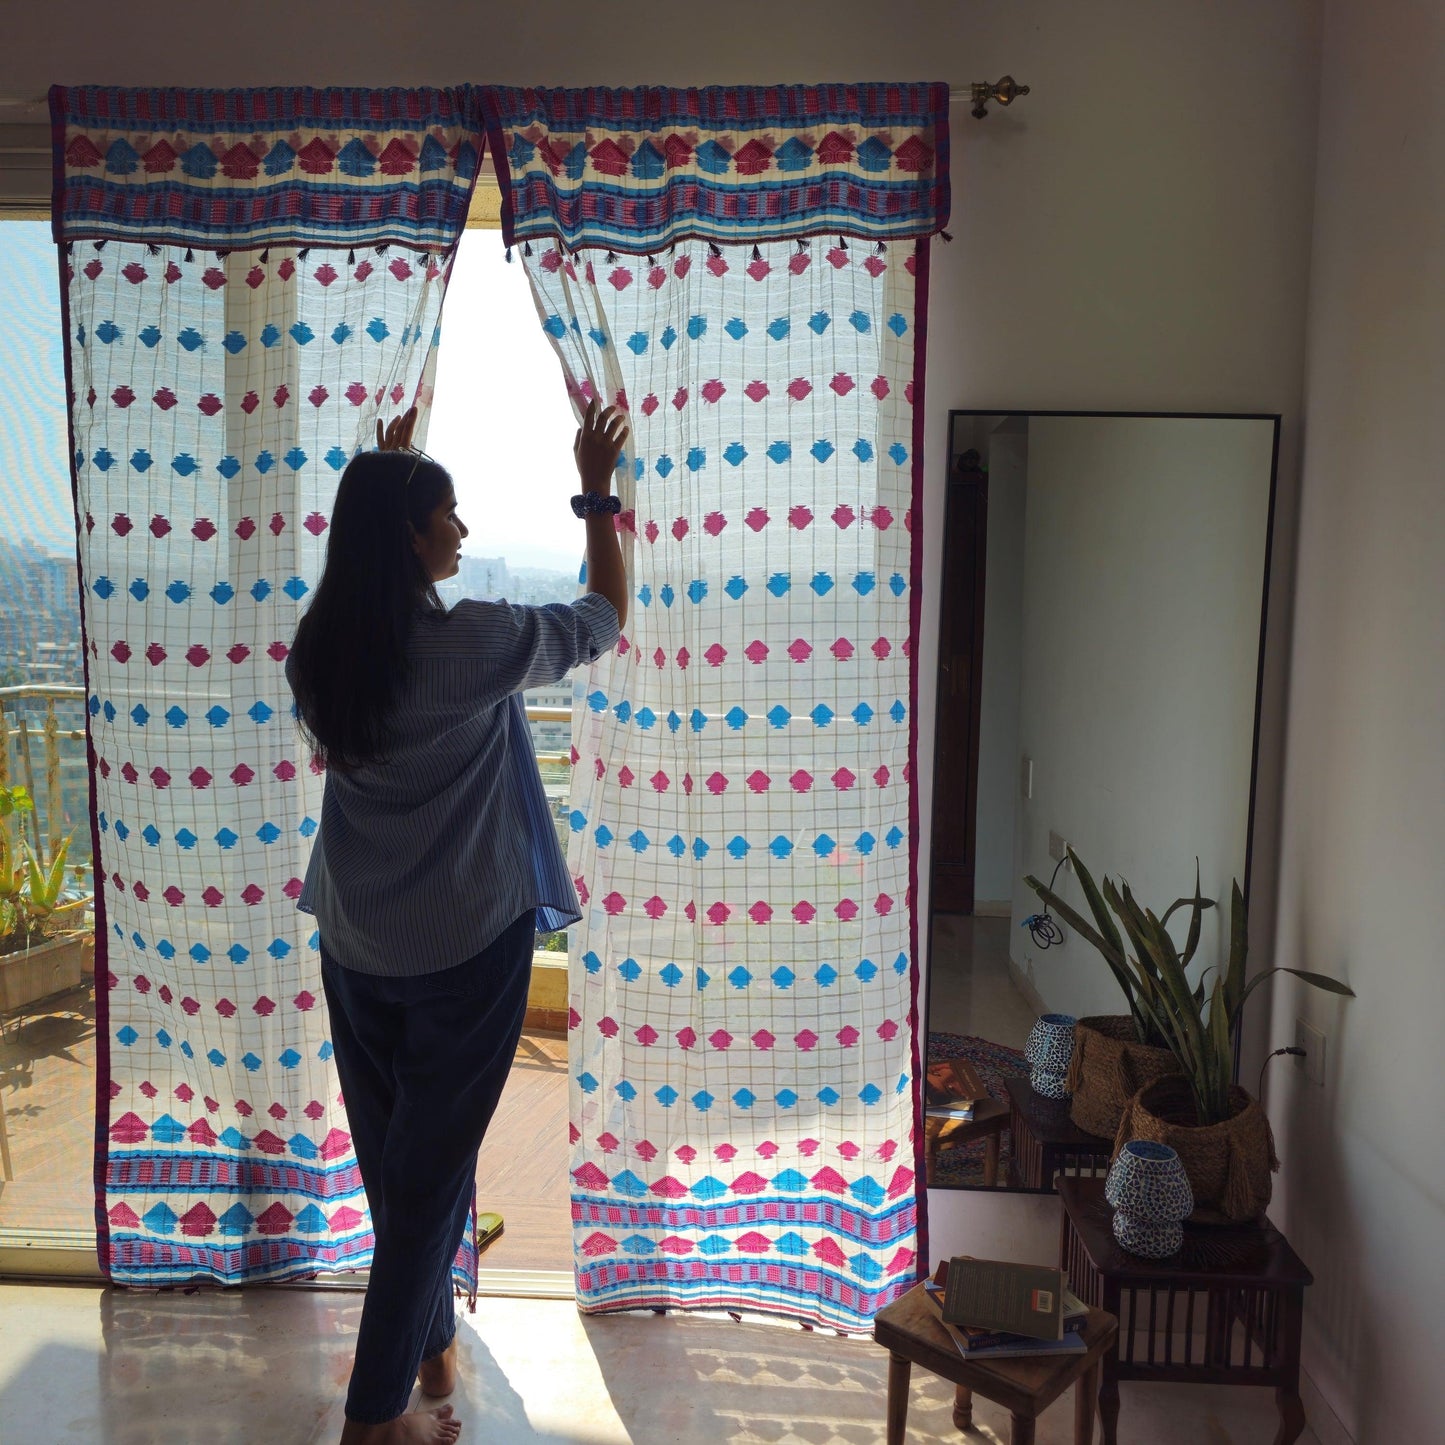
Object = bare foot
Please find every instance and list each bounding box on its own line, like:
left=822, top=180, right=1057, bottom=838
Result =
left=339, top=1403, right=461, bottom=1444
left=418, top=1335, right=458, bottom=1396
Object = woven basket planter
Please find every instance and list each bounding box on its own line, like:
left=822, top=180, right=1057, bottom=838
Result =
left=1113, top=1074, right=1280, bottom=1224
left=1065, top=1015, right=1177, bottom=1138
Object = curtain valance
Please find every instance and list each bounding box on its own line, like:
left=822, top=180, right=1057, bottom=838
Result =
left=485, top=83, right=950, bottom=254
left=52, top=83, right=951, bottom=258
left=50, top=85, right=480, bottom=252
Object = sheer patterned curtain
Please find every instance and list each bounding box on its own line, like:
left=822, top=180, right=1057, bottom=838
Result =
left=486, top=84, right=949, bottom=1331
left=52, top=86, right=479, bottom=1287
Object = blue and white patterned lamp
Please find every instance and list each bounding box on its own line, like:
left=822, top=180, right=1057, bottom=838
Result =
left=1105, top=1140, right=1194, bottom=1258
left=1024, top=1013, right=1076, bottom=1099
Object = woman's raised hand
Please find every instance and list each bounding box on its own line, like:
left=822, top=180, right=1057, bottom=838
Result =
left=376, top=406, right=419, bottom=452
left=573, top=399, right=630, bottom=498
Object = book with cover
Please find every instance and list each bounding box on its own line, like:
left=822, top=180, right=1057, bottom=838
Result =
left=924, top=1057, right=987, bottom=1113
left=921, top=1287, right=1088, bottom=1361
left=926, top=1262, right=1087, bottom=1353
left=940, top=1257, right=1069, bottom=1341
left=950, top=1330, right=1088, bottom=1362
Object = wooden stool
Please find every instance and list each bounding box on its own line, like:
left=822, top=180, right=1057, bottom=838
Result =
left=873, top=1282, right=1118, bottom=1445
left=924, top=1096, right=1010, bottom=1186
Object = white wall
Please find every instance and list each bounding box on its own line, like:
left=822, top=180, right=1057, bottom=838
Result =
left=1, top=0, right=1323, bottom=1277
left=1265, top=2, right=1445, bottom=1441
left=1009, top=415, right=1273, bottom=1020
left=971, top=427, right=1026, bottom=906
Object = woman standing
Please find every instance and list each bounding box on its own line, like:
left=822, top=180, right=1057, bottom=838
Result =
left=287, top=401, right=629, bottom=1445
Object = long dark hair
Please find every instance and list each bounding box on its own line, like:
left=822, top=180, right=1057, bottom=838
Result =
left=290, top=448, right=453, bottom=771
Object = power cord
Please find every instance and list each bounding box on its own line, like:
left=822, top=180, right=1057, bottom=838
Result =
left=1021, top=855, right=1068, bottom=950
left=1258, top=1046, right=1307, bottom=1101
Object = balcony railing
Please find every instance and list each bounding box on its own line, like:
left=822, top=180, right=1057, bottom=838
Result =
left=1, top=683, right=576, bottom=894
left=0, top=684, right=88, bottom=882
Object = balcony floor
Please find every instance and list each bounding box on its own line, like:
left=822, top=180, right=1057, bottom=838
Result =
left=0, top=981, right=573, bottom=1274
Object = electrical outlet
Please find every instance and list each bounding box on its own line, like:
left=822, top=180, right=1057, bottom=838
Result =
left=1294, top=1018, right=1325, bottom=1086
left=1048, top=830, right=1070, bottom=865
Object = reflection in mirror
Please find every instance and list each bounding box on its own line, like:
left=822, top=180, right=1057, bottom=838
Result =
left=925, top=411, right=1278, bottom=1190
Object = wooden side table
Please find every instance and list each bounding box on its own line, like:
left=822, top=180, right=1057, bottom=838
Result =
left=1057, top=1177, right=1313, bottom=1445
left=1004, top=1076, right=1114, bottom=1190
left=923, top=1096, right=1010, bottom=1186
left=873, top=1281, right=1118, bottom=1445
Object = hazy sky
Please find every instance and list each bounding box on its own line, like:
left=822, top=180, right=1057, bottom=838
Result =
left=0, top=224, right=583, bottom=572
left=429, top=234, right=584, bottom=573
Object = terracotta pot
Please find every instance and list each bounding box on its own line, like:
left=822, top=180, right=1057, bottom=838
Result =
left=1065, top=1015, right=1176, bottom=1138
left=1114, top=1074, right=1279, bottom=1224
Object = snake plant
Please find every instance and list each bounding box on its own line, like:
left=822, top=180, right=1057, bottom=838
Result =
left=1026, top=848, right=1354, bottom=1124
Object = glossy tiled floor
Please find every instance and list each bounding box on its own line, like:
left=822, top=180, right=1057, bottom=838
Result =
left=0, top=1281, right=1325, bottom=1444
left=927, top=913, right=1038, bottom=1050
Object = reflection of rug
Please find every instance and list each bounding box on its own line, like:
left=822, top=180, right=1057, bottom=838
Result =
left=927, top=1033, right=1028, bottom=1187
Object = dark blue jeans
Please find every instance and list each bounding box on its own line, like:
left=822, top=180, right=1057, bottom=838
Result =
left=320, top=913, right=534, bottom=1424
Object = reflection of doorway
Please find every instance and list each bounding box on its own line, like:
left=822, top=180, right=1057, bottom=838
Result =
left=929, top=447, right=988, bottom=914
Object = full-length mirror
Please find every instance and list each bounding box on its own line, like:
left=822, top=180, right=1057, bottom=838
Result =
left=925, top=410, right=1278, bottom=1190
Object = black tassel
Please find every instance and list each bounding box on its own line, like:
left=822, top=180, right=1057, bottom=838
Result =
left=64, top=241, right=73, bottom=256
left=837, top=235, right=848, bottom=252
left=259, top=247, right=269, bottom=263
left=645, top=252, right=654, bottom=266
left=93, top=239, right=106, bottom=251
left=376, top=242, right=390, bottom=255
left=876, top=241, right=887, bottom=254
left=505, top=246, right=512, bottom=263
left=147, top=243, right=160, bottom=257
left=605, top=248, right=618, bottom=264
left=297, top=247, right=311, bottom=261
left=707, top=241, right=722, bottom=259
left=751, top=243, right=762, bottom=263
left=184, top=248, right=194, bottom=264
left=796, top=239, right=808, bottom=254
left=940, top=229, right=954, bottom=243
left=523, top=239, right=533, bottom=258
left=214, top=249, right=229, bottom=260
left=347, top=248, right=356, bottom=266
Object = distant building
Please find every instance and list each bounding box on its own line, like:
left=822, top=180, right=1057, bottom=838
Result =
left=0, top=538, right=83, bottom=684
left=436, top=554, right=509, bottom=609
left=524, top=680, right=574, bottom=760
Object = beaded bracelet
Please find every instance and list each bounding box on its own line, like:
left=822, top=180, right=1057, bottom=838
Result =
left=571, top=492, right=622, bottom=518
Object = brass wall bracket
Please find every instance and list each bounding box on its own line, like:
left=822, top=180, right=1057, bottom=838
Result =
left=970, top=76, right=1031, bottom=119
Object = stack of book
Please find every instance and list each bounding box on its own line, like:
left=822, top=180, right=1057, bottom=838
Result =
left=923, top=1257, right=1090, bottom=1361
left=924, top=1057, right=988, bottom=1123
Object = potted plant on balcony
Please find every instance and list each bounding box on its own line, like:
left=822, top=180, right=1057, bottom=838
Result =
left=1, top=783, right=91, bottom=1015
left=1026, top=848, right=1354, bottom=1221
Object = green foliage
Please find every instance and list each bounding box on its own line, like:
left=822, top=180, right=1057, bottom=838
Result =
left=0, top=784, right=90, bottom=956
left=1026, top=849, right=1355, bottom=1124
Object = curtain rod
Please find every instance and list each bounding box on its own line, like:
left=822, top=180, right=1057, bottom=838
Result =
left=2, top=80, right=1027, bottom=119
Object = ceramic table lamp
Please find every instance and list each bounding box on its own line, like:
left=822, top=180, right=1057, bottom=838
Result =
left=1023, top=1013, right=1076, bottom=1099
left=1105, top=1139, right=1194, bottom=1258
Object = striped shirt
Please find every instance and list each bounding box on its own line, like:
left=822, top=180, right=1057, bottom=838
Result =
left=290, top=592, right=619, bottom=976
